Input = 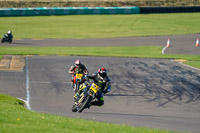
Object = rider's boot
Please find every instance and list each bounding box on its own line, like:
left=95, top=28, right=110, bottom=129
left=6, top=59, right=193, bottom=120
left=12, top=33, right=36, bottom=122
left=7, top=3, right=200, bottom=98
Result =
left=87, top=103, right=91, bottom=109
left=74, top=93, right=80, bottom=99
left=73, top=93, right=79, bottom=103
left=73, top=89, right=82, bottom=103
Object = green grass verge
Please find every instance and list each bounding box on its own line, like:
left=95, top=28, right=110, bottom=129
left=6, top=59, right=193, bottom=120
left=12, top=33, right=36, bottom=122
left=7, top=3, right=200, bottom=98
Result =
left=184, top=60, right=200, bottom=69
left=0, top=94, right=180, bottom=133
left=1, top=13, right=200, bottom=39
left=0, top=46, right=163, bottom=57
left=0, top=46, right=200, bottom=69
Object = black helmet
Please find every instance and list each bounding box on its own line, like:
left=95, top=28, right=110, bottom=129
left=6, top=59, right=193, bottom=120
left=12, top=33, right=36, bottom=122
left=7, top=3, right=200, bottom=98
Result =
left=98, top=68, right=107, bottom=78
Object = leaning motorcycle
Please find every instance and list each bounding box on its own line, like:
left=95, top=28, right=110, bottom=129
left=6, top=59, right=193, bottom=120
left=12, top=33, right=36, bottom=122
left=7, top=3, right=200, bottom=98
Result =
left=1, top=35, right=12, bottom=43
left=73, top=73, right=85, bottom=93
left=72, top=82, right=100, bottom=113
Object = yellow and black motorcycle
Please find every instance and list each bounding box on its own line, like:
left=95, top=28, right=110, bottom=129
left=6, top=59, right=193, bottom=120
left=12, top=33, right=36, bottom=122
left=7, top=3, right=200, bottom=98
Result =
left=72, top=82, right=100, bottom=113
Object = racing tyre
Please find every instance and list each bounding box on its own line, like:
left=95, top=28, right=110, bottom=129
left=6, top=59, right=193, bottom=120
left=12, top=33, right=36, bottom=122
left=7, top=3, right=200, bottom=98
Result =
left=72, top=105, right=77, bottom=112
left=1, top=38, right=5, bottom=43
left=78, top=95, right=93, bottom=113
left=9, top=39, right=12, bottom=43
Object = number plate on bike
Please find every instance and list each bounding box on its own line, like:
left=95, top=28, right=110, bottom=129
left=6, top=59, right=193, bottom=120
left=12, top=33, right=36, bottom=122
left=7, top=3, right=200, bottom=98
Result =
left=90, top=83, right=100, bottom=93
left=76, top=74, right=83, bottom=79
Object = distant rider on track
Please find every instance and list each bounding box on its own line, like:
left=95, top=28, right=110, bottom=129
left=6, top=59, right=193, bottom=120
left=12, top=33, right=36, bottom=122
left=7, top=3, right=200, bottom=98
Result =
left=68, top=59, right=88, bottom=90
left=1, top=30, right=13, bottom=43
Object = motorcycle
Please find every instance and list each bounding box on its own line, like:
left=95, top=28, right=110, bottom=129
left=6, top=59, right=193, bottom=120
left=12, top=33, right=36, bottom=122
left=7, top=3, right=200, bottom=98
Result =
left=1, top=35, right=13, bottom=43
left=73, top=73, right=86, bottom=93
left=72, top=82, right=100, bottom=113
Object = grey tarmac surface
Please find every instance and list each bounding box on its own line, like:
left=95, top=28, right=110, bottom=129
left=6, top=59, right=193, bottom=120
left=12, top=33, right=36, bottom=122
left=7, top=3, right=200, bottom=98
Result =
left=1, top=56, right=200, bottom=133
left=0, top=35, right=200, bottom=132
left=1, top=34, right=200, bottom=55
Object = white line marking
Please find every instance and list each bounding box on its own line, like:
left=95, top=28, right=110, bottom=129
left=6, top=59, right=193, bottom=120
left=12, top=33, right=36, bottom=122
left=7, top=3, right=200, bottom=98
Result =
left=179, top=61, right=200, bottom=71
left=161, top=46, right=167, bottom=54
left=17, top=98, right=32, bottom=110
left=162, top=46, right=199, bottom=71
left=25, top=57, right=31, bottom=110
left=171, top=60, right=200, bottom=71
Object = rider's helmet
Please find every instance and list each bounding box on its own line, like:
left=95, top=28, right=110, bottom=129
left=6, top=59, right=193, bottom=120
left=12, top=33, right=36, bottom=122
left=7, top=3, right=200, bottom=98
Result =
left=7, top=30, right=11, bottom=35
left=98, top=68, right=107, bottom=78
left=75, top=60, right=81, bottom=66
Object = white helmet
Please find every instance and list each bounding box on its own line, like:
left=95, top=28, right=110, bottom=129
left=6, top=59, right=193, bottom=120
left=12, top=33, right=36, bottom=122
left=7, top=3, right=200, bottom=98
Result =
left=7, top=30, right=11, bottom=34
left=75, top=60, right=81, bottom=66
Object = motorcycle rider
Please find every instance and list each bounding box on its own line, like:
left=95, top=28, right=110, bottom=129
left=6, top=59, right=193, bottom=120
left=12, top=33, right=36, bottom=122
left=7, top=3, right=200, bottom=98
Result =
left=75, top=68, right=111, bottom=107
left=68, top=59, right=88, bottom=89
left=5, top=30, right=13, bottom=39
left=1, top=30, right=13, bottom=43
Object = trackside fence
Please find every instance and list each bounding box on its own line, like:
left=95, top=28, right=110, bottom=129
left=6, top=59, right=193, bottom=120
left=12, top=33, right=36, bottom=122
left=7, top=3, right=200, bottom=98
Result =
left=0, top=7, right=140, bottom=16
left=0, top=6, right=200, bottom=16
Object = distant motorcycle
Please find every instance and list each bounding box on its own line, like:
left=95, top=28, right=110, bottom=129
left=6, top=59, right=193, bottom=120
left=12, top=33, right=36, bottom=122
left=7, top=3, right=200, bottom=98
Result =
left=72, top=81, right=101, bottom=113
left=1, top=35, right=13, bottom=43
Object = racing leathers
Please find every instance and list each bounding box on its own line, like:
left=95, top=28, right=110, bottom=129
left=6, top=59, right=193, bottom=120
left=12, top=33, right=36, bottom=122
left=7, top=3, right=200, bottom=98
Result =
left=5, top=33, right=13, bottom=39
left=68, top=64, right=88, bottom=88
left=77, top=73, right=111, bottom=107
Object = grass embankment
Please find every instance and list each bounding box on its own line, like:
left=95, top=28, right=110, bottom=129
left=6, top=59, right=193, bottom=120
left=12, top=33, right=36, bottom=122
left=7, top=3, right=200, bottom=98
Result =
left=0, top=13, right=200, bottom=68
left=0, top=13, right=198, bottom=133
left=0, top=46, right=200, bottom=69
left=0, top=0, right=200, bottom=8
left=0, top=94, right=179, bottom=133
left=1, top=13, right=200, bottom=39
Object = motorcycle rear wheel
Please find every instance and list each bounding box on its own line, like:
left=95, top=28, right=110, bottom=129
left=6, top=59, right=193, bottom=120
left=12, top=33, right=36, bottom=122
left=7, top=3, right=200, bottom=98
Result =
left=9, top=39, right=12, bottom=43
left=1, top=38, right=5, bottom=43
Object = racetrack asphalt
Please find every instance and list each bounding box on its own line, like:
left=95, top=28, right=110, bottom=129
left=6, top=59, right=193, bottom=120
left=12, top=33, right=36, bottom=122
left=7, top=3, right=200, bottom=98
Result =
left=0, top=34, right=200, bottom=133
left=1, top=34, right=200, bottom=55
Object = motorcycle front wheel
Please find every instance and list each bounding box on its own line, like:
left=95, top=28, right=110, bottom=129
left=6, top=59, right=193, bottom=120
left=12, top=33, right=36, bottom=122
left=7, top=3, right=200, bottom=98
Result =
left=71, top=105, right=77, bottom=112
left=74, top=82, right=80, bottom=93
left=78, top=94, right=93, bottom=113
